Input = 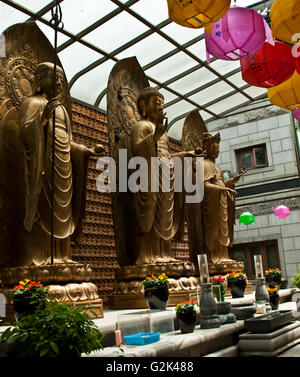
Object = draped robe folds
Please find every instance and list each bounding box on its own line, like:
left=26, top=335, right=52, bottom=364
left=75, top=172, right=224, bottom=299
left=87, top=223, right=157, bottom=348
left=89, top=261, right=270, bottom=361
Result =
left=130, top=120, right=185, bottom=265
left=19, top=95, right=89, bottom=266
left=203, top=158, right=235, bottom=264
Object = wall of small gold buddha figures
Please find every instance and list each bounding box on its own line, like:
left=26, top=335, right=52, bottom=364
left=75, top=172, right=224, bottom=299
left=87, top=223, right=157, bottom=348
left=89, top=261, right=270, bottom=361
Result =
left=71, top=100, right=190, bottom=307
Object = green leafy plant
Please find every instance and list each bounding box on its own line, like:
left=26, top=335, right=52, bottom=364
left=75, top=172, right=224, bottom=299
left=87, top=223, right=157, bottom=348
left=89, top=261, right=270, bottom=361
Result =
left=0, top=300, right=104, bottom=357
left=292, top=272, right=300, bottom=289
left=175, top=300, right=198, bottom=314
left=142, top=273, right=168, bottom=288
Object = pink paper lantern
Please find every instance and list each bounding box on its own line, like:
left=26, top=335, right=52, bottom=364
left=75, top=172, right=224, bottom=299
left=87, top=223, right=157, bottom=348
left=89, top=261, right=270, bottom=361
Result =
left=205, top=6, right=274, bottom=62
left=273, top=205, right=290, bottom=219
left=293, top=108, right=300, bottom=121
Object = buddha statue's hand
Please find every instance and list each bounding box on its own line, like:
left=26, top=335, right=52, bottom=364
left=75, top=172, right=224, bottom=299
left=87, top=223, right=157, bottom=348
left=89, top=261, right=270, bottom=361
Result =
left=154, top=112, right=168, bottom=141
left=222, top=187, right=237, bottom=201
left=232, top=168, right=246, bottom=183
left=84, top=143, right=105, bottom=157
left=42, top=97, right=61, bottom=126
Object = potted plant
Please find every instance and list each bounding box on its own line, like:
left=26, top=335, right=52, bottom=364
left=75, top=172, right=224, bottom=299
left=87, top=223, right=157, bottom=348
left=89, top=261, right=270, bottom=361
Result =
left=226, top=272, right=247, bottom=298
left=292, top=271, right=300, bottom=290
left=267, top=285, right=280, bottom=310
left=175, top=300, right=198, bottom=334
left=142, top=273, right=169, bottom=310
left=265, top=268, right=282, bottom=288
left=0, top=300, right=104, bottom=357
left=12, top=279, right=50, bottom=321
left=212, top=276, right=226, bottom=302
left=212, top=276, right=232, bottom=316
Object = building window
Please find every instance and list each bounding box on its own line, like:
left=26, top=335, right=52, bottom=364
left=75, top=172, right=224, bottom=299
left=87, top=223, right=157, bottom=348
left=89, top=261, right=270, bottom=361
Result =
left=236, top=144, right=268, bottom=171
left=228, top=240, right=280, bottom=280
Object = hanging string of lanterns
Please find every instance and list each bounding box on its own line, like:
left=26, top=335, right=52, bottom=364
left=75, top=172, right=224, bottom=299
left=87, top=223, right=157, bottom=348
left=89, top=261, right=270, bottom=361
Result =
left=167, top=0, right=231, bottom=29
left=166, top=1, right=296, bottom=226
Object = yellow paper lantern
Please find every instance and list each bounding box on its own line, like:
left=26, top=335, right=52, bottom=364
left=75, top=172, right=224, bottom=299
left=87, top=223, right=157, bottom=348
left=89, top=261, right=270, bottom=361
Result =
left=268, top=70, right=300, bottom=111
left=167, top=0, right=231, bottom=29
left=270, top=0, right=300, bottom=44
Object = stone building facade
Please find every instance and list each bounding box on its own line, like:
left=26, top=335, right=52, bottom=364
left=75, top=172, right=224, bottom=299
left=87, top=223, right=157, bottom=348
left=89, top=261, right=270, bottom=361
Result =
left=209, top=100, right=300, bottom=284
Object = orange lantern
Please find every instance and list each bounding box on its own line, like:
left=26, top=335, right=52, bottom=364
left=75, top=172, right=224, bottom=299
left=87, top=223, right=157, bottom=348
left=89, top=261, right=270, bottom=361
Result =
left=270, top=0, right=300, bottom=45
left=268, top=71, right=300, bottom=111
left=167, top=0, right=231, bottom=29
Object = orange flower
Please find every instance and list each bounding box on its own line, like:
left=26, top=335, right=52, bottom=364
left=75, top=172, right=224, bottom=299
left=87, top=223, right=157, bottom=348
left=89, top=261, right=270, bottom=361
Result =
left=13, top=285, right=24, bottom=291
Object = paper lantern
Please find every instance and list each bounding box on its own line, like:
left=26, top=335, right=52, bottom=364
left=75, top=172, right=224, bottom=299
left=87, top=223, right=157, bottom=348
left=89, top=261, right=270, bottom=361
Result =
left=167, top=0, right=231, bottom=29
left=270, top=0, right=300, bottom=45
left=273, top=205, right=290, bottom=219
left=241, top=41, right=296, bottom=88
left=205, top=6, right=274, bottom=62
left=239, top=212, right=255, bottom=225
left=268, top=71, right=300, bottom=111
left=293, top=108, right=300, bottom=120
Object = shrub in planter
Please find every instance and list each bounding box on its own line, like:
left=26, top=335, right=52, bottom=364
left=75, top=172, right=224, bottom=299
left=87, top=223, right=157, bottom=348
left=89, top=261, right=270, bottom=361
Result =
left=0, top=300, right=104, bottom=357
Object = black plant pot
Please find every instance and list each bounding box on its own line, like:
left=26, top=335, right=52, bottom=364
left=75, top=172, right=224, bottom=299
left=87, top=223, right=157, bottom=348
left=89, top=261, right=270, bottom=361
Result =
left=144, top=285, right=169, bottom=310
left=269, top=294, right=280, bottom=310
left=177, top=310, right=197, bottom=334
left=13, top=295, right=44, bottom=321
left=228, top=280, right=247, bottom=298
left=13, top=294, right=36, bottom=321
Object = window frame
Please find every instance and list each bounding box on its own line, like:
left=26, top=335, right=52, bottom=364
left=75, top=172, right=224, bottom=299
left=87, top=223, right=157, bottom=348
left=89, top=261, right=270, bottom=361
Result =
left=236, top=143, right=268, bottom=171
left=228, top=240, right=280, bottom=280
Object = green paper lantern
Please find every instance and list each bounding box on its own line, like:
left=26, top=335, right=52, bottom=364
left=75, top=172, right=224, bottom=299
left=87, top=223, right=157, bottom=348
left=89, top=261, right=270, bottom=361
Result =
left=239, top=211, right=255, bottom=225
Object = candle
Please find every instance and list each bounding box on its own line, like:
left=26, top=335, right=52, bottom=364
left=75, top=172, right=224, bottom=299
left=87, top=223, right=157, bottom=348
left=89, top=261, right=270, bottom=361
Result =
left=197, top=254, right=210, bottom=284
left=254, top=255, right=263, bottom=278
left=115, top=329, right=122, bottom=346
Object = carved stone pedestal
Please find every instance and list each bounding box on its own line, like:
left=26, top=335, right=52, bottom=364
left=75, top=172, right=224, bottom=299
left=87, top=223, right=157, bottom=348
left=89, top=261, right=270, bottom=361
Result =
left=209, top=260, right=244, bottom=275
left=109, top=262, right=200, bottom=310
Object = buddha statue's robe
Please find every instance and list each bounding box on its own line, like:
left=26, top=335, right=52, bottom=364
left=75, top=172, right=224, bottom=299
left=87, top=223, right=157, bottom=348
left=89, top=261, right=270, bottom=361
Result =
left=19, top=95, right=89, bottom=266
left=203, top=158, right=235, bottom=263
left=130, top=120, right=185, bottom=265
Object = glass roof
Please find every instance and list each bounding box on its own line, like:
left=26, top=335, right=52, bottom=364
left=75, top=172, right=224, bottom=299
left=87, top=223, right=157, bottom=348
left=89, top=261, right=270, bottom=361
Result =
left=0, top=0, right=273, bottom=140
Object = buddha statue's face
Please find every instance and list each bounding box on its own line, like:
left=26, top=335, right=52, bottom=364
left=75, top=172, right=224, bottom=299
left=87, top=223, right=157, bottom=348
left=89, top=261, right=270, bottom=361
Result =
left=38, top=66, right=64, bottom=99
left=208, top=142, right=220, bottom=160
left=143, top=95, right=164, bottom=124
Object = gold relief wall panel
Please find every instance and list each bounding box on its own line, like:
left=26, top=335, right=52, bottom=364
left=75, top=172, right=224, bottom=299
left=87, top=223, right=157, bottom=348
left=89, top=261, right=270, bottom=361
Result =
left=71, top=100, right=190, bottom=307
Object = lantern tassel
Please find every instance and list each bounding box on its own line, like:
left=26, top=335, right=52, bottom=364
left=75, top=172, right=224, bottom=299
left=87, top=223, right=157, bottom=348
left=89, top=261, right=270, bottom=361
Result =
left=264, top=18, right=275, bottom=46
left=206, top=50, right=211, bottom=65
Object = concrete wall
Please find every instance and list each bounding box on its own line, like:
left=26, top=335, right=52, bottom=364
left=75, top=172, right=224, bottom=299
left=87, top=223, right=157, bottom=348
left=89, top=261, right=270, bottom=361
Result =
left=208, top=105, right=300, bottom=285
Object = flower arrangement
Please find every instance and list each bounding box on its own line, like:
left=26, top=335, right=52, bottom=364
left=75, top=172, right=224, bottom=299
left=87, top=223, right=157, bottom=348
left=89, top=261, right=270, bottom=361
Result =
left=267, top=285, right=279, bottom=296
left=226, top=272, right=247, bottom=295
left=265, top=268, right=281, bottom=279
left=142, top=273, right=168, bottom=288
left=265, top=268, right=282, bottom=288
left=212, top=276, right=226, bottom=301
left=13, top=279, right=49, bottom=301
left=226, top=272, right=247, bottom=282
left=175, top=300, right=198, bottom=314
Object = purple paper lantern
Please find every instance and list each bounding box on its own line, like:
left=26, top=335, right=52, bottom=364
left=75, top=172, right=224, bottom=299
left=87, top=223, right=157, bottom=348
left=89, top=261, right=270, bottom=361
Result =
left=205, top=6, right=274, bottom=62
left=293, top=109, right=300, bottom=121
left=273, top=205, right=290, bottom=219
